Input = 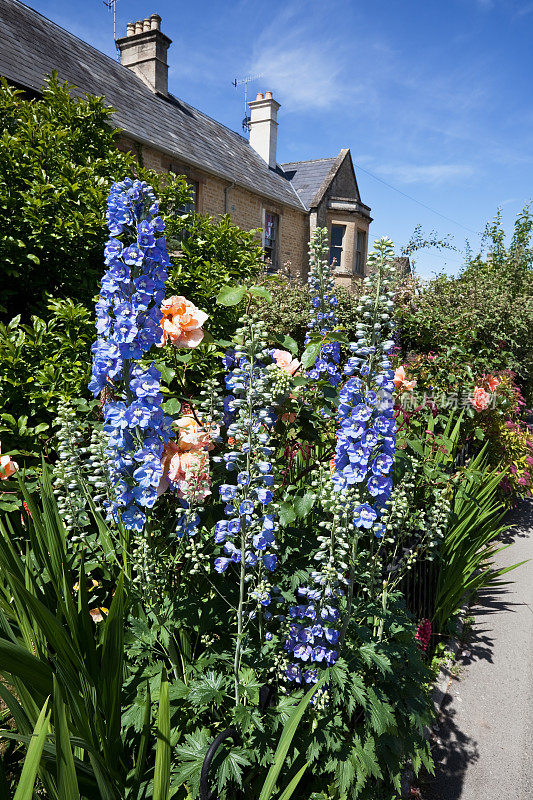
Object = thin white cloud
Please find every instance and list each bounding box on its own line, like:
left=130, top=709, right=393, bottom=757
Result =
left=247, top=0, right=356, bottom=111
left=374, top=163, right=476, bottom=185
left=249, top=44, right=348, bottom=111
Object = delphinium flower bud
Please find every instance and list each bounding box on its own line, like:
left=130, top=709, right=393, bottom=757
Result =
left=52, top=401, right=91, bottom=539
left=89, top=178, right=173, bottom=532
left=305, top=228, right=341, bottom=392
left=333, top=238, right=397, bottom=535
left=215, top=317, right=279, bottom=590
left=284, top=237, right=399, bottom=688
left=216, top=314, right=281, bottom=703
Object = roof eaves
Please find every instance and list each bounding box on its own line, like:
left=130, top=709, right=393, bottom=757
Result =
left=275, top=164, right=308, bottom=210
left=120, top=126, right=305, bottom=212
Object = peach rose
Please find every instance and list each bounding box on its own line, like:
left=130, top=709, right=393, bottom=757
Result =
left=486, top=376, right=500, bottom=392
left=281, top=411, right=297, bottom=424
left=472, top=386, right=490, bottom=412
left=0, top=446, right=18, bottom=480
left=176, top=415, right=218, bottom=452
left=168, top=450, right=211, bottom=502
left=160, top=296, right=208, bottom=348
left=393, top=366, right=417, bottom=392
left=273, top=349, right=301, bottom=376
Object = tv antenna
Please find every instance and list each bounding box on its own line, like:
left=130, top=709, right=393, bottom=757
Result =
left=103, top=0, right=119, bottom=60
left=233, top=74, right=263, bottom=133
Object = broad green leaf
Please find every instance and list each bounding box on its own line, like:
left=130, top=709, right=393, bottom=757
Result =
left=162, top=398, right=183, bottom=415
left=278, top=502, right=297, bottom=526
left=293, top=493, right=316, bottom=519
left=249, top=285, right=273, bottom=302
left=216, top=285, right=246, bottom=306
left=300, top=342, right=321, bottom=369
left=278, top=335, right=299, bottom=355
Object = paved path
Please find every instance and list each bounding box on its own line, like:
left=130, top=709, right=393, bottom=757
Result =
left=424, top=498, right=533, bottom=800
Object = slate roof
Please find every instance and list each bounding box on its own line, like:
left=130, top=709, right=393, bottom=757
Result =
left=281, top=157, right=338, bottom=208
left=0, top=0, right=305, bottom=210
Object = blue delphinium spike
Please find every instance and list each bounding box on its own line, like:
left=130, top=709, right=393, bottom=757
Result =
left=89, top=178, right=173, bottom=531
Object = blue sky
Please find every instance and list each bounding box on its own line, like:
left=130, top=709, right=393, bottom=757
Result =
left=27, top=0, right=533, bottom=277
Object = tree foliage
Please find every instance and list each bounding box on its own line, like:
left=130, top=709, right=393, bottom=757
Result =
left=396, top=207, right=533, bottom=402
left=0, top=73, right=190, bottom=318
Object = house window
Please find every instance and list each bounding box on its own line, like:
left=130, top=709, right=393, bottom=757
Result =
left=178, top=181, right=198, bottom=215
left=330, top=224, right=345, bottom=270
left=264, top=212, right=279, bottom=269
left=355, top=230, right=366, bottom=275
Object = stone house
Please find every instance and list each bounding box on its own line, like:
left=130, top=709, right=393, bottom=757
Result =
left=0, top=0, right=372, bottom=280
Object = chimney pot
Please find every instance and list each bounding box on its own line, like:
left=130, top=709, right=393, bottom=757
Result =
left=248, top=91, right=280, bottom=169
left=117, top=14, right=172, bottom=97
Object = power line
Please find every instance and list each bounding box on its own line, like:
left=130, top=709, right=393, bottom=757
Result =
left=354, top=162, right=479, bottom=236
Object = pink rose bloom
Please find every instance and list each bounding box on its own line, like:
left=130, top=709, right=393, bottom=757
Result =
left=393, top=366, right=416, bottom=392
left=471, top=386, right=490, bottom=412
left=486, top=375, right=500, bottom=392
left=273, top=349, right=301, bottom=376
left=160, top=296, right=208, bottom=348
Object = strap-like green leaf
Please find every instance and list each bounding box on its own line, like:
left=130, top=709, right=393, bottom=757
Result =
left=131, top=680, right=151, bottom=792
left=13, top=697, right=50, bottom=800
left=53, top=676, right=80, bottom=800
left=0, top=638, right=52, bottom=698
left=100, top=572, right=125, bottom=755
left=276, top=762, right=308, bottom=800
left=153, top=668, right=171, bottom=800
left=259, top=675, right=326, bottom=800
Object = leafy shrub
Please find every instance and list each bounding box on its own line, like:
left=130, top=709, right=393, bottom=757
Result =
left=166, top=212, right=263, bottom=330
left=396, top=207, right=533, bottom=403
left=261, top=276, right=363, bottom=348
left=0, top=298, right=95, bottom=457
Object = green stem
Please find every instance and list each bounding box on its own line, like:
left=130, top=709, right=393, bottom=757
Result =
left=233, top=319, right=255, bottom=705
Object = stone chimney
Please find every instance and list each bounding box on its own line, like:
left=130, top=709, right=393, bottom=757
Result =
left=116, top=14, right=172, bottom=97
left=248, top=91, right=280, bottom=169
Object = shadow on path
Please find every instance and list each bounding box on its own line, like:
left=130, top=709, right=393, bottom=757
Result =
left=417, top=498, right=533, bottom=799
left=421, top=692, right=480, bottom=800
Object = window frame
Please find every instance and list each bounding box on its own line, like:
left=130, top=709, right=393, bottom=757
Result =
left=355, top=229, right=366, bottom=275
left=330, top=223, right=346, bottom=271
left=177, top=180, right=199, bottom=216
left=263, top=210, right=280, bottom=271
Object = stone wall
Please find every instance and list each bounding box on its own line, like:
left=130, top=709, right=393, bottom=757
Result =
left=118, top=135, right=309, bottom=276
